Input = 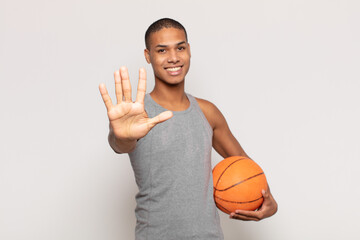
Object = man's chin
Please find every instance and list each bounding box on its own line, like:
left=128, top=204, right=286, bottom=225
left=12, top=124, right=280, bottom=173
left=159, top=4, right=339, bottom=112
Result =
left=155, top=76, right=185, bottom=86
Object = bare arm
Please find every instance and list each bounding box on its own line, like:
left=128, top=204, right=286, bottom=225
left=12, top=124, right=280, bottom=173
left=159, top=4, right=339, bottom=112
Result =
left=196, top=98, right=249, bottom=158
left=99, top=67, right=173, bottom=154
left=197, top=98, right=277, bottom=221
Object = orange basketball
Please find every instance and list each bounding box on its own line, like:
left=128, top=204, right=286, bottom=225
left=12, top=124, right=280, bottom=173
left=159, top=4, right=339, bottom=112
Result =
left=213, top=156, right=268, bottom=214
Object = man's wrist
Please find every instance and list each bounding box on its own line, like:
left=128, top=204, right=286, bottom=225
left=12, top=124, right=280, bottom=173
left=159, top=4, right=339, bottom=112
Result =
left=108, top=131, right=137, bottom=153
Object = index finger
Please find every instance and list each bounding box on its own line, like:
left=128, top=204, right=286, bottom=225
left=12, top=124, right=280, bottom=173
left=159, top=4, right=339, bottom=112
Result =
left=234, top=209, right=262, bottom=219
left=135, top=68, right=147, bottom=104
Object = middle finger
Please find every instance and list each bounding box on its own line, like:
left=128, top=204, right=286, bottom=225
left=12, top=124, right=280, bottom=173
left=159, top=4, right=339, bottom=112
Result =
left=120, top=66, right=132, bottom=102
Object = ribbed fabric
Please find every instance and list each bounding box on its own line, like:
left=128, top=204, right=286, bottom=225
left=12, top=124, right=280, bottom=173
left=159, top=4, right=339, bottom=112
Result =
left=129, top=93, right=223, bottom=240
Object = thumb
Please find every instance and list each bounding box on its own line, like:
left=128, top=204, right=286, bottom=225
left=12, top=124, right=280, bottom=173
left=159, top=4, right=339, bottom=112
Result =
left=147, top=111, right=173, bottom=129
left=262, top=189, right=270, bottom=200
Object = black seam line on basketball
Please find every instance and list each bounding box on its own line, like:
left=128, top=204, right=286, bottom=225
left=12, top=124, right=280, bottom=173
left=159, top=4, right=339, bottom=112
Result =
left=214, top=188, right=230, bottom=213
left=214, top=172, right=264, bottom=191
left=215, top=201, right=231, bottom=214
left=215, top=195, right=263, bottom=204
left=215, top=157, right=248, bottom=188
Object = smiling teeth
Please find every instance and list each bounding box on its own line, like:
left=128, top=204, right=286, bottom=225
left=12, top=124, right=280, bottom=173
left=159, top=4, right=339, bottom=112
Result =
left=167, top=67, right=181, bottom=72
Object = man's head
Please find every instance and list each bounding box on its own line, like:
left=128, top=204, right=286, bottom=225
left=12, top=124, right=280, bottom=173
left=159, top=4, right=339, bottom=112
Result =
left=144, top=18, right=191, bottom=86
left=145, top=18, right=188, bottom=50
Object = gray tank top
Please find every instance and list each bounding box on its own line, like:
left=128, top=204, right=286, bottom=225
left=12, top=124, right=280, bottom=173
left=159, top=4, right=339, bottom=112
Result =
left=129, top=93, right=223, bottom=240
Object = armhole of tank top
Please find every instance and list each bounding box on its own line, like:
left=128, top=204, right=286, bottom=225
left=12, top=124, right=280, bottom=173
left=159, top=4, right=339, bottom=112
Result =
left=134, top=134, right=146, bottom=150
left=192, top=97, right=214, bottom=140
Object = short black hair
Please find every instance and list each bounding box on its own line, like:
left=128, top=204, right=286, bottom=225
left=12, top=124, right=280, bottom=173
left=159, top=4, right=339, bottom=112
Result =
left=145, top=18, right=188, bottom=50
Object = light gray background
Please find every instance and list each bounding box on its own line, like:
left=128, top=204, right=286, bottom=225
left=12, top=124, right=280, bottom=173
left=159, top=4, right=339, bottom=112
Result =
left=1, top=0, right=359, bottom=239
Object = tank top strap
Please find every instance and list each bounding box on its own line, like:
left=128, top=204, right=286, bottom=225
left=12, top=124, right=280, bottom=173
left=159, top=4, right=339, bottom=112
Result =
left=186, top=93, right=213, bottom=137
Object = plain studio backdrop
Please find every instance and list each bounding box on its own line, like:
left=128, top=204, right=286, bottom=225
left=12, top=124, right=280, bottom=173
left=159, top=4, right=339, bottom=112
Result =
left=1, top=0, right=359, bottom=239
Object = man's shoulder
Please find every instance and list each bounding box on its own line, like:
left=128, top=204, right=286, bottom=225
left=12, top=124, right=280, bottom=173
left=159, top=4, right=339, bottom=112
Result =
left=193, top=96, right=221, bottom=129
left=194, top=97, right=216, bottom=111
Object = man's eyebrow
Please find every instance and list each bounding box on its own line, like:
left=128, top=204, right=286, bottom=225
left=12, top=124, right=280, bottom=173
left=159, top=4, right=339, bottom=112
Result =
left=155, top=44, right=168, bottom=48
left=176, top=41, right=186, bottom=45
left=155, top=41, right=186, bottom=48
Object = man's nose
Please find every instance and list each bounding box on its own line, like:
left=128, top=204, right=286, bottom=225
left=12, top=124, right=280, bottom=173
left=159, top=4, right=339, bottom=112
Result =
left=167, top=50, right=179, bottom=63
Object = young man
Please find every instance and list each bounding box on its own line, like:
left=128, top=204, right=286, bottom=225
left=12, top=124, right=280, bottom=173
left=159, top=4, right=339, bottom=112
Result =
left=99, top=18, right=277, bottom=240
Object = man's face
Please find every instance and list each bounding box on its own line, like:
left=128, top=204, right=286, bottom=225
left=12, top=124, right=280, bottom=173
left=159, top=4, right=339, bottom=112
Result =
left=144, top=27, right=191, bottom=85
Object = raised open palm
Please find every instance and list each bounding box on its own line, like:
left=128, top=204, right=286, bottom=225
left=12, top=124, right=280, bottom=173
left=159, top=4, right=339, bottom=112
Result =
left=99, top=67, right=173, bottom=141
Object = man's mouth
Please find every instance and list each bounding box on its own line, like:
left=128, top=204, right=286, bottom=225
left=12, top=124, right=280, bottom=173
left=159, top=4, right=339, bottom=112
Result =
left=164, top=65, right=183, bottom=75
left=166, top=67, right=182, bottom=72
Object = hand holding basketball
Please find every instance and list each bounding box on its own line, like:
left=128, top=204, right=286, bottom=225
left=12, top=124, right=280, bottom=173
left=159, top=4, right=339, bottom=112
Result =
left=230, top=188, right=278, bottom=221
left=213, top=156, right=277, bottom=221
left=99, top=67, right=173, bottom=141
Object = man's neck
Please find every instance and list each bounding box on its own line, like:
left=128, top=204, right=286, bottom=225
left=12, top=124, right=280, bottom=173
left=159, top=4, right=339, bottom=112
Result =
left=150, top=79, right=190, bottom=111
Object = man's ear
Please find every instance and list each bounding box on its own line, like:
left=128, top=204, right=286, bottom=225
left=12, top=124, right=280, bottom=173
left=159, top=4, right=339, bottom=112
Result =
left=144, top=49, right=151, bottom=64
left=188, top=43, right=191, bottom=57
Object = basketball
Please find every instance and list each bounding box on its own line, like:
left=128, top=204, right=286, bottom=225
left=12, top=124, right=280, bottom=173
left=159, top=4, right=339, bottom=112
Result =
left=212, top=156, right=268, bottom=214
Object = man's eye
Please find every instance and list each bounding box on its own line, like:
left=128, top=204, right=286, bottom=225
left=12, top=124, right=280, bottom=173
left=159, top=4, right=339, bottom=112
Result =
left=158, top=49, right=166, bottom=53
left=178, top=47, right=185, bottom=51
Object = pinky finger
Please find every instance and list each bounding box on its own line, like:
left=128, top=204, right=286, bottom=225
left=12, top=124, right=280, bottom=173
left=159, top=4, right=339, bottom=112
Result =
left=99, top=83, right=113, bottom=111
left=230, top=213, right=259, bottom=221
